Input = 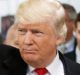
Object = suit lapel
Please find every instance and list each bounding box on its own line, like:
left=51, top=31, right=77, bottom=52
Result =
left=64, top=38, right=76, bottom=62
left=59, top=52, right=74, bottom=75
left=73, top=38, right=77, bottom=61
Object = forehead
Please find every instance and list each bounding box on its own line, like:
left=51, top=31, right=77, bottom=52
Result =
left=17, top=22, right=56, bottom=34
left=18, top=22, right=53, bottom=29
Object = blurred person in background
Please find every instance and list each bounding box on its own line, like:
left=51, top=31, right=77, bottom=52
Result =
left=64, top=12, right=80, bottom=64
left=1, top=15, right=14, bottom=40
left=3, top=24, right=19, bottom=49
left=58, top=3, right=77, bottom=54
left=0, top=0, right=80, bottom=75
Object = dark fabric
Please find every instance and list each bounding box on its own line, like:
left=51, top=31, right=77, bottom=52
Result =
left=0, top=44, right=80, bottom=75
left=0, top=44, right=27, bottom=75
left=0, top=34, right=3, bottom=44
left=59, top=52, right=80, bottom=75
left=64, top=39, right=77, bottom=62
left=64, top=50, right=76, bottom=61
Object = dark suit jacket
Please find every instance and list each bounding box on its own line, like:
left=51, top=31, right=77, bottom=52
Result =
left=0, top=44, right=80, bottom=75
left=64, top=39, right=77, bottom=62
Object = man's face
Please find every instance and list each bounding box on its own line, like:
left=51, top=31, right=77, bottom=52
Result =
left=65, top=11, right=74, bottom=32
left=76, top=22, right=80, bottom=47
left=17, top=22, right=58, bottom=67
left=65, top=10, right=75, bottom=41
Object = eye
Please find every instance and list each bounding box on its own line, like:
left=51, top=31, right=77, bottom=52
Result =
left=18, top=28, right=27, bottom=35
left=32, top=30, right=44, bottom=36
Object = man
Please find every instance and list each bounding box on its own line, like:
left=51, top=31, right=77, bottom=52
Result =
left=3, top=24, right=19, bottom=49
left=58, top=4, right=77, bottom=54
left=64, top=12, right=80, bottom=63
left=0, top=0, right=80, bottom=75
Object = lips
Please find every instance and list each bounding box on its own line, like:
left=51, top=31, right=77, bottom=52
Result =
left=22, top=48, right=37, bottom=54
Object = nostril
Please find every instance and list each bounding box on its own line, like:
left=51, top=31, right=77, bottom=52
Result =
left=24, top=37, right=33, bottom=45
left=27, top=43, right=33, bottom=46
left=24, top=40, right=33, bottom=45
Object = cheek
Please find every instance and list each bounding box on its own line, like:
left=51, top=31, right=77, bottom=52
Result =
left=18, top=36, right=24, bottom=48
left=38, top=39, right=56, bottom=60
left=37, top=36, right=56, bottom=53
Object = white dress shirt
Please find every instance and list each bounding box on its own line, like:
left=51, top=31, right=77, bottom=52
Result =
left=76, top=46, right=80, bottom=64
left=26, top=53, right=64, bottom=75
left=58, top=36, right=75, bottom=54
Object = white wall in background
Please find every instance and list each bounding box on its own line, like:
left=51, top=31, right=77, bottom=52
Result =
left=0, top=0, right=26, bottom=16
left=0, top=1, right=9, bottom=16
left=0, top=0, right=26, bottom=32
left=58, top=0, right=80, bottom=13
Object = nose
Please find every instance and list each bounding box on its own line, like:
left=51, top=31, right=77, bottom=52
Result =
left=24, top=31, right=33, bottom=45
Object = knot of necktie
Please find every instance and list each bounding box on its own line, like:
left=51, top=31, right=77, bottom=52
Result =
left=34, top=68, right=48, bottom=75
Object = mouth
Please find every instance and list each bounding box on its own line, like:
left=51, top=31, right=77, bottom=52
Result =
left=22, top=48, right=37, bottom=54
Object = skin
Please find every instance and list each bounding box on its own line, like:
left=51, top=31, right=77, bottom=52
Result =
left=65, top=10, right=75, bottom=42
left=17, top=21, right=61, bottom=68
left=4, top=25, right=19, bottom=48
left=76, top=22, right=80, bottom=48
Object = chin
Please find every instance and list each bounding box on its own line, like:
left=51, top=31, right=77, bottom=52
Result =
left=21, top=53, right=39, bottom=63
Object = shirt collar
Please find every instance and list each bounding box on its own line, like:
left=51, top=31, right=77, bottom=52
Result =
left=65, top=36, right=75, bottom=52
left=46, top=52, right=64, bottom=75
left=28, top=65, right=35, bottom=73
left=76, top=46, right=80, bottom=64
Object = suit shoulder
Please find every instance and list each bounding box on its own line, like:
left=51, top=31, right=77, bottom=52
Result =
left=0, top=44, right=19, bottom=60
left=59, top=51, right=80, bottom=75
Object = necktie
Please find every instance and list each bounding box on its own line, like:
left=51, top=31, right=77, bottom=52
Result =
left=34, top=68, right=48, bottom=75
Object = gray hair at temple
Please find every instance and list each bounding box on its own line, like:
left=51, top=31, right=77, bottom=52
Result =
left=62, top=3, right=77, bottom=22
left=15, top=0, right=67, bottom=39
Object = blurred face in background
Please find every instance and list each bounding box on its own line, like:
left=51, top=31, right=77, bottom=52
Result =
left=76, top=22, right=80, bottom=47
left=4, top=25, right=19, bottom=49
left=65, top=10, right=75, bottom=42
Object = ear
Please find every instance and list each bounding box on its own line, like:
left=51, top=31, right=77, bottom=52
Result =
left=56, top=35, right=65, bottom=46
